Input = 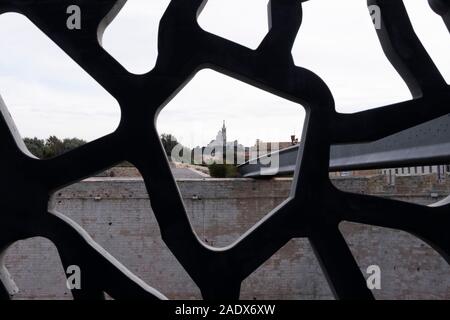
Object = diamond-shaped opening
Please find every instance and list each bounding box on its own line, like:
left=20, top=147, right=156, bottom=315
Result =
left=52, top=173, right=202, bottom=299
left=102, top=0, right=171, bottom=74
left=197, top=0, right=269, bottom=49
left=4, top=237, right=71, bottom=300
left=292, top=0, right=412, bottom=113
left=240, top=239, right=334, bottom=300
left=0, top=13, right=120, bottom=158
left=157, top=69, right=305, bottom=248
left=403, top=0, right=450, bottom=84
left=339, top=222, right=450, bottom=299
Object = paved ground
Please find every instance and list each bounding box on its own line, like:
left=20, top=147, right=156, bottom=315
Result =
left=171, top=167, right=209, bottom=179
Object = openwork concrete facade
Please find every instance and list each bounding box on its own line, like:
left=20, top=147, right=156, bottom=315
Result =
left=0, top=0, right=449, bottom=300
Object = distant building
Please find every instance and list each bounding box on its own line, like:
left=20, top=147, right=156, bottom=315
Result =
left=193, top=123, right=300, bottom=165
left=208, top=120, right=227, bottom=148
left=382, top=165, right=448, bottom=185
left=382, top=165, right=447, bottom=177
left=251, top=134, right=299, bottom=158
left=330, top=165, right=449, bottom=185
left=194, top=121, right=245, bottom=165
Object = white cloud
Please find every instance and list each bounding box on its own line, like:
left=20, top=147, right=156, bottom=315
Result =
left=197, top=0, right=269, bottom=49
left=292, top=0, right=412, bottom=112
left=157, top=69, right=305, bottom=148
left=102, top=0, right=171, bottom=74
left=0, top=0, right=447, bottom=147
left=0, top=13, right=120, bottom=141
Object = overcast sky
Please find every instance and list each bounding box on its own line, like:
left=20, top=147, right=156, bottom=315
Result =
left=0, top=0, right=448, bottom=148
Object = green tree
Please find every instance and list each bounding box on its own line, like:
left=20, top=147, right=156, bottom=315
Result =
left=43, top=136, right=65, bottom=158
left=208, top=163, right=240, bottom=178
left=23, top=137, right=45, bottom=158
left=61, top=138, right=87, bottom=154
left=23, top=136, right=87, bottom=159
left=160, top=133, right=179, bottom=157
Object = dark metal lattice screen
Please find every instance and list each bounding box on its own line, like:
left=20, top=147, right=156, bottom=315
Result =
left=0, top=0, right=449, bottom=300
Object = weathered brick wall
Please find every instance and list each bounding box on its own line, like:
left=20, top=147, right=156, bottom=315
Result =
left=4, top=177, right=450, bottom=300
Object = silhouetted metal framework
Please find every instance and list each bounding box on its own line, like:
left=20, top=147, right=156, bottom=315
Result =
left=0, top=0, right=448, bottom=300
left=239, top=113, right=450, bottom=177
